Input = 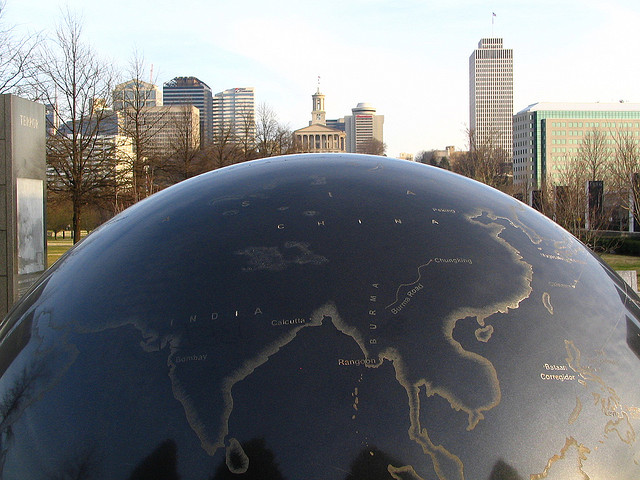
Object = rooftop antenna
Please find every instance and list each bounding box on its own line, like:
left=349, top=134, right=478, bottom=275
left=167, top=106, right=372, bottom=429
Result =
left=150, top=64, right=154, bottom=83
left=491, top=12, right=496, bottom=36
left=317, top=75, right=321, bottom=93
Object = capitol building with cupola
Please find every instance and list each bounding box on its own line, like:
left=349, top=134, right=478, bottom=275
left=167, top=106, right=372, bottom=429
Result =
left=293, top=89, right=346, bottom=153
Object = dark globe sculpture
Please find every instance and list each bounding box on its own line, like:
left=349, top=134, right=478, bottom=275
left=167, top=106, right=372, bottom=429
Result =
left=1, top=153, right=640, bottom=480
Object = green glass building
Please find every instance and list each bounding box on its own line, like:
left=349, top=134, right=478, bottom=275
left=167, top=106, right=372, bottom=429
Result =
left=513, top=102, right=640, bottom=194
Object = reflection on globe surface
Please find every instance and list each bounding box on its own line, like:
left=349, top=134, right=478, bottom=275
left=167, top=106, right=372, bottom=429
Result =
left=1, top=153, right=640, bottom=480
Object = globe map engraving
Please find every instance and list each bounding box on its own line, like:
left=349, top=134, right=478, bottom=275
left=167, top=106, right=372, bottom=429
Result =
left=0, top=154, right=639, bottom=479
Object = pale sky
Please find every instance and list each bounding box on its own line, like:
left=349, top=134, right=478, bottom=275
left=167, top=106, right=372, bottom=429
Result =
left=5, top=0, right=640, bottom=157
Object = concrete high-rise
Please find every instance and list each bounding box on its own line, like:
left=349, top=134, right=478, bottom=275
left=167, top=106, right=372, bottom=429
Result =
left=344, top=103, right=384, bottom=153
left=212, top=87, right=255, bottom=144
left=163, top=77, right=213, bottom=146
left=469, top=38, right=513, bottom=158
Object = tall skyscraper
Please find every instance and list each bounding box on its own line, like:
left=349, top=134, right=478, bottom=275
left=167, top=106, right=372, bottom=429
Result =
left=469, top=38, right=513, bottom=158
left=344, top=103, right=384, bottom=153
left=212, top=87, right=255, bottom=144
left=163, top=77, right=213, bottom=146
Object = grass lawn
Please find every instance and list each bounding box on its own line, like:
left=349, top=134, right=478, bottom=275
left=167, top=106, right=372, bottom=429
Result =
left=47, top=238, right=75, bottom=267
left=599, top=253, right=640, bottom=287
left=600, top=253, right=640, bottom=272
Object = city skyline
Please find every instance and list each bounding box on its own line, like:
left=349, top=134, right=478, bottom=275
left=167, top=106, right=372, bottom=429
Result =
left=4, top=0, right=640, bottom=157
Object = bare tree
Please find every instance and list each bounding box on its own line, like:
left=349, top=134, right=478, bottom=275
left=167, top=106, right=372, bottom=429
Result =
left=205, top=105, right=257, bottom=170
left=272, top=123, right=297, bottom=156
left=254, top=103, right=295, bottom=158
left=46, top=193, right=72, bottom=240
left=114, top=51, right=166, bottom=206
left=545, top=156, right=586, bottom=236
left=610, top=128, right=640, bottom=228
left=0, top=1, right=39, bottom=96
left=359, top=138, right=386, bottom=156
left=38, top=10, right=118, bottom=243
left=453, top=128, right=511, bottom=191
left=208, top=121, right=241, bottom=170
left=156, top=105, right=203, bottom=187
left=236, top=105, right=256, bottom=162
left=254, top=103, right=279, bottom=158
left=576, top=127, right=609, bottom=182
left=543, top=129, right=618, bottom=244
left=578, top=129, right=614, bottom=234
left=415, top=150, right=432, bottom=165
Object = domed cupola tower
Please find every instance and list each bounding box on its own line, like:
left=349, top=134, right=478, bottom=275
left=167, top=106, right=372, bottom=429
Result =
left=311, top=87, right=326, bottom=125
